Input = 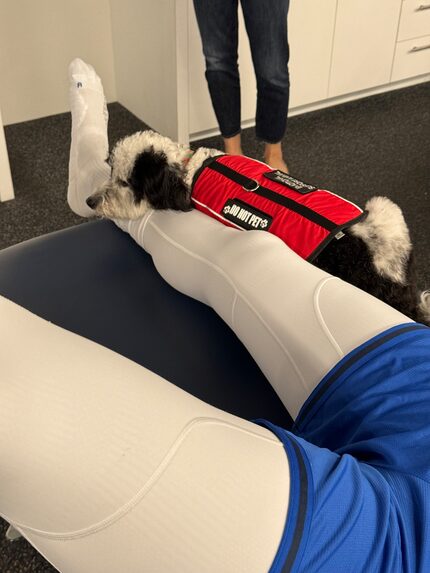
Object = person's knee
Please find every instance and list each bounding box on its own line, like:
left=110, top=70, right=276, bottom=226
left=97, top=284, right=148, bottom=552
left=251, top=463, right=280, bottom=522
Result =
left=212, top=229, right=287, bottom=272
left=256, top=66, right=290, bottom=91
left=204, top=50, right=238, bottom=74
left=253, top=49, right=290, bottom=91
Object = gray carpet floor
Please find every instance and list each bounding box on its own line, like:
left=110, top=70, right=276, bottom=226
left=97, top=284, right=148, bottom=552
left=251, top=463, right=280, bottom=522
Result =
left=0, top=82, right=429, bottom=572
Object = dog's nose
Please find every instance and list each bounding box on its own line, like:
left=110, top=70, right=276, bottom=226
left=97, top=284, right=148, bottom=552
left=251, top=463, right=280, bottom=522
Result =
left=86, top=196, right=101, bottom=210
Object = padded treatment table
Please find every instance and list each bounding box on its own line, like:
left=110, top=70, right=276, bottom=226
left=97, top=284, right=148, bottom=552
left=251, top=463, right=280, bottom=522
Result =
left=0, top=220, right=292, bottom=428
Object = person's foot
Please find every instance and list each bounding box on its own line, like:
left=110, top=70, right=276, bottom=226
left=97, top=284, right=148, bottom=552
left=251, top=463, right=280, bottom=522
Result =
left=264, top=142, right=289, bottom=173
left=68, top=58, right=111, bottom=217
left=223, top=133, right=243, bottom=156
left=264, top=156, right=289, bottom=172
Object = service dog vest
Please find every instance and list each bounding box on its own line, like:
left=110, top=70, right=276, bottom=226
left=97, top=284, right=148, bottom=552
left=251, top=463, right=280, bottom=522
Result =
left=191, top=155, right=366, bottom=261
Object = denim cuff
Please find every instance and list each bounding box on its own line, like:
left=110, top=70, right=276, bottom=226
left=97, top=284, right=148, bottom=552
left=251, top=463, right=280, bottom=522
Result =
left=221, top=129, right=242, bottom=139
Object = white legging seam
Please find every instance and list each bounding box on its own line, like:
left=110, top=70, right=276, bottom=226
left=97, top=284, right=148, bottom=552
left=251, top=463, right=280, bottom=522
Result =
left=3, top=417, right=283, bottom=541
left=114, top=210, right=154, bottom=250
left=149, top=219, right=238, bottom=294
left=231, top=291, right=238, bottom=328
left=313, top=276, right=345, bottom=359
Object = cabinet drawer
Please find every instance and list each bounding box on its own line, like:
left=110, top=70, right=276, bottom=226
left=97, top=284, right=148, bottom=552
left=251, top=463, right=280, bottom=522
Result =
left=391, top=34, right=430, bottom=81
left=398, top=0, right=430, bottom=42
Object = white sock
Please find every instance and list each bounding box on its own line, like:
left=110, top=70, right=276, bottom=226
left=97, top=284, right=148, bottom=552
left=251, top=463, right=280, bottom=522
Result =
left=68, top=58, right=111, bottom=217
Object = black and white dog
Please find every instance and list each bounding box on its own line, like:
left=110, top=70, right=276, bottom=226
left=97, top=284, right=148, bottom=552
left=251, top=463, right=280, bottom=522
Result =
left=85, top=130, right=430, bottom=325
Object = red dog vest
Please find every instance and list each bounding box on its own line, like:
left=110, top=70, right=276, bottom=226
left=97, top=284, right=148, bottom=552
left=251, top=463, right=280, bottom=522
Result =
left=191, top=155, right=366, bottom=261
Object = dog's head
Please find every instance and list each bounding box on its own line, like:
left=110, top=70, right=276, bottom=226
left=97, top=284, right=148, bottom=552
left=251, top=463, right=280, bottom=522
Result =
left=86, top=130, right=192, bottom=219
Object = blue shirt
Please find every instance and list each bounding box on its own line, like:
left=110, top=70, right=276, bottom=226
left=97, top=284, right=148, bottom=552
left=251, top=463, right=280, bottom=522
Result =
left=257, top=323, right=430, bottom=573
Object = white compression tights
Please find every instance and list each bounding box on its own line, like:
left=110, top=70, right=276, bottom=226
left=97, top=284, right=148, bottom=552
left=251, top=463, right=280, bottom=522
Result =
left=65, top=56, right=411, bottom=415
left=65, top=59, right=410, bottom=419
left=117, top=209, right=412, bottom=418
left=0, top=295, right=290, bottom=573
left=0, top=58, right=411, bottom=573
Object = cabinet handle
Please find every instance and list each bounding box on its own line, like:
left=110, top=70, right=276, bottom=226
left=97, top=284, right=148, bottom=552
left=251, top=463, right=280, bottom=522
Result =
left=410, top=43, right=430, bottom=52
left=416, top=3, right=430, bottom=10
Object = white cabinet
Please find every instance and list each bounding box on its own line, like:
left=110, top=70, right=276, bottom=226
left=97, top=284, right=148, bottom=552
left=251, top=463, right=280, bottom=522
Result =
left=328, top=0, right=403, bottom=97
left=398, top=0, right=430, bottom=41
left=392, top=35, right=430, bottom=81
left=392, top=1, right=430, bottom=82
left=288, top=0, right=337, bottom=107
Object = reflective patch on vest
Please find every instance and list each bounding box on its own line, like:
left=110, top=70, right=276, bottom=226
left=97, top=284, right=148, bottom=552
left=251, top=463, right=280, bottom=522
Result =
left=264, top=171, right=318, bottom=194
left=222, top=198, right=273, bottom=231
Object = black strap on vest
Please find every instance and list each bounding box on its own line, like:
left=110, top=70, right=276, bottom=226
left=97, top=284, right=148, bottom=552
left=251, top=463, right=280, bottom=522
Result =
left=206, top=159, right=338, bottom=232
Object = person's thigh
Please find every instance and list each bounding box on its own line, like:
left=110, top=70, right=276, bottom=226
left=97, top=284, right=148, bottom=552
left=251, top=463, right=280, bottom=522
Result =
left=0, top=294, right=290, bottom=573
left=240, top=0, right=290, bottom=82
left=193, top=0, right=239, bottom=63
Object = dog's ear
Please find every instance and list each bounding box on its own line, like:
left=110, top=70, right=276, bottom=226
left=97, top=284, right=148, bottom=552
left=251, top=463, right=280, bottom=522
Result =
left=159, top=167, right=192, bottom=211
left=129, top=151, right=192, bottom=211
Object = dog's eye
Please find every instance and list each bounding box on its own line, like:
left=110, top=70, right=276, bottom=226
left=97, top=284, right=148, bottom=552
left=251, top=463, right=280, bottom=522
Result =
left=118, top=179, right=129, bottom=188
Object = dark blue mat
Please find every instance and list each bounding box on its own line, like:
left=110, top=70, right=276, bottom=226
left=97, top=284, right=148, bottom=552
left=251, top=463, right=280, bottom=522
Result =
left=0, top=219, right=292, bottom=427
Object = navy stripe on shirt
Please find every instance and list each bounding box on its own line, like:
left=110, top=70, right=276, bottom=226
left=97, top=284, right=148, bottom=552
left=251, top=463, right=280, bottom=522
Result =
left=253, top=419, right=314, bottom=573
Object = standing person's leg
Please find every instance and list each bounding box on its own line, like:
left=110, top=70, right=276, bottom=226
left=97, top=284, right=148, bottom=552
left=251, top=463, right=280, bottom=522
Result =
left=240, top=0, right=290, bottom=171
left=192, top=0, right=243, bottom=155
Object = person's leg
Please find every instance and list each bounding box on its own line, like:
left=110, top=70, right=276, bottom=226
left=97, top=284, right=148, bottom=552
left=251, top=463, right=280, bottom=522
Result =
left=240, top=0, right=290, bottom=170
left=119, top=211, right=413, bottom=419
left=0, top=295, right=290, bottom=573
left=223, top=132, right=243, bottom=156
left=264, top=141, right=289, bottom=172
left=63, top=60, right=425, bottom=572
left=68, top=60, right=413, bottom=421
left=68, top=59, right=111, bottom=217
left=192, top=0, right=242, bottom=148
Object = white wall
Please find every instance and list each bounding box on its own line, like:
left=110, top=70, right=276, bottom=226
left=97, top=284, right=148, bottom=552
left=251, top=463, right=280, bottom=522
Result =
left=109, top=0, right=181, bottom=140
left=0, top=0, right=117, bottom=125
left=0, top=106, right=14, bottom=201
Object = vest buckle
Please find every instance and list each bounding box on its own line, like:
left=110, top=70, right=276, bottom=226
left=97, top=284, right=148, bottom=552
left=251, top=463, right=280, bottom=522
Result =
left=242, top=179, right=260, bottom=192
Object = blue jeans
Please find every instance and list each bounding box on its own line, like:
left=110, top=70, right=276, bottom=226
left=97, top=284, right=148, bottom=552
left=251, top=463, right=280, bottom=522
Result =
left=193, top=0, right=290, bottom=143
